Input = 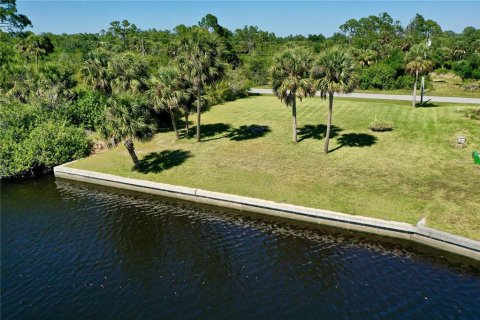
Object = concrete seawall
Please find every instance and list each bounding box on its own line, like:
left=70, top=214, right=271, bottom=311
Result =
left=54, top=165, right=480, bottom=261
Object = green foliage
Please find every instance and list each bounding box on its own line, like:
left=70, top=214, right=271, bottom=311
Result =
left=109, top=52, right=149, bottom=94
left=453, top=54, right=480, bottom=79
left=314, top=48, right=358, bottom=95
left=359, top=64, right=397, bottom=90
left=271, top=47, right=315, bottom=105
left=55, top=89, right=107, bottom=130
left=27, top=121, right=91, bottom=168
left=0, top=102, right=90, bottom=178
left=465, top=108, right=480, bottom=120
left=369, top=117, right=394, bottom=131
left=16, top=34, right=54, bottom=64
left=206, top=68, right=250, bottom=105
left=359, top=51, right=415, bottom=90
left=0, top=0, right=31, bottom=32
left=100, top=94, right=156, bottom=143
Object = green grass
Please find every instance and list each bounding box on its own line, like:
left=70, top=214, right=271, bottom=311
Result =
left=70, top=96, right=480, bottom=239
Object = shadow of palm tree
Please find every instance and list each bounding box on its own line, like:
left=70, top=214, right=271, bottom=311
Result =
left=329, top=133, right=377, bottom=153
left=298, top=124, right=342, bottom=142
left=135, top=149, right=192, bottom=173
left=200, top=123, right=232, bottom=141
left=227, top=124, right=271, bottom=141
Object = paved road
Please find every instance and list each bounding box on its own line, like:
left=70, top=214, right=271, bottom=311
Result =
left=250, top=88, right=480, bottom=105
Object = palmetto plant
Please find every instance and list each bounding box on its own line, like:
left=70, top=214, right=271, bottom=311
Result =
left=108, top=52, right=149, bottom=95
left=150, top=68, right=191, bottom=140
left=100, top=95, right=156, bottom=167
left=15, top=34, right=53, bottom=65
left=82, top=50, right=112, bottom=95
left=176, top=29, right=225, bottom=142
left=314, top=48, right=357, bottom=153
left=405, top=44, right=433, bottom=107
left=271, top=47, right=315, bottom=143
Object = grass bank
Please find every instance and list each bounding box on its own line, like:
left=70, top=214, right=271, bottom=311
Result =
left=69, top=96, right=480, bottom=239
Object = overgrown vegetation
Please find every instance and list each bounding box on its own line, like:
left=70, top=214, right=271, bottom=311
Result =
left=465, top=108, right=480, bottom=120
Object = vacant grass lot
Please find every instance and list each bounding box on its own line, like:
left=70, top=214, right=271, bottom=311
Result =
left=69, top=96, right=480, bottom=239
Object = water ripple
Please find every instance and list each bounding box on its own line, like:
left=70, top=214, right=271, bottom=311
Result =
left=1, top=177, right=479, bottom=320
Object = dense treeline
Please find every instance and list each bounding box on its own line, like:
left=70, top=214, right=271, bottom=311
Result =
left=1, top=0, right=479, bottom=178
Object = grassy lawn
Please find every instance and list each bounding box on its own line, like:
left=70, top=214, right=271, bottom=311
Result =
left=69, top=96, right=480, bottom=239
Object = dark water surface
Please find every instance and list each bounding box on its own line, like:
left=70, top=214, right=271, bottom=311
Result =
left=1, top=176, right=479, bottom=319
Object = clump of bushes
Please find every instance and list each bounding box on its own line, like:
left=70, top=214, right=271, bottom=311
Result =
left=465, top=108, right=480, bottom=120
left=369, top=117, right=394, bottom=132
left=0, top=103, right=91, bottom=179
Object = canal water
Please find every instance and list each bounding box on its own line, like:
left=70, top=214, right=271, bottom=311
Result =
left=2, top=176, right=479, bottom=319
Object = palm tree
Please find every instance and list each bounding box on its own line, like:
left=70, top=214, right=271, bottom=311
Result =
left=16, top=34, right=53, bottom=65
left=149, top=68, right=190, bottom=140
left=405, top=44, right=433, bottom=107
left=176, top=29, right=225, bottom=142
left=82, top=50, right=112, bottom=95
left=108, top=52, right=148, bottom=95
left=15, top=35, right=50, bottom=65
left=314, top=48, right=357, bottom=154
left=100, top=95, right=155, bottom=167
left=271, top=47, right=315, bottom=143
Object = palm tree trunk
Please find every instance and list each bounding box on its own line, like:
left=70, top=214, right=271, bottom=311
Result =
left=324, top=93, right=334, bottom=154
left=35, top=53, right=39, bottom=66
left=124, top=138, right=140, bottom=168
left=420, top=75, right=425, bottom=105
left=412, top=70, right=418, bottom=107
left=292, top=95, right=297, bottom=143
left=196, top=88, right=201, bottom=142
left=185, top=113, right=190, bottom=136
left=169, top=110, right=180, bottom=140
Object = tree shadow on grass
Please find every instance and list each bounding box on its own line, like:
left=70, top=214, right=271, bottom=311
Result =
left=227, top=124, right=271, bottom=141
left=199, top=123, right=271, bottom=142
left=329, top=133, right=377, bottom=153
left=416, top=102, right=442, bottom=108
left=135, top=149, right=192, bottom=174
left=200, top=123, right=232, bottom=141
left=298, top=124, right=342, bottom=142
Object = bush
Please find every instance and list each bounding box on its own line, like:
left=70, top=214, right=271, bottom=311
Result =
left=394, top=75, right=415, bottom=89
left=27, top=122, right=91, bottom=168
left=55, top=89, right=107, bottom=130
left=369, top=117, right=394, bottom=132
left=0, top=103, right=91, bottom=179
left=205, top=68, right=250, bottom=106
left=465, top=108, right=480, bottom=120
left=359, top=64, right=397, bottom=90
left=453, top=54, right=480, bottom=80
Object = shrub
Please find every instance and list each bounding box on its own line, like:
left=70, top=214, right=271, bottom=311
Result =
left=55, top=89, right=107, bottom=130
left=394, top=75, right=415, bottom=89
left=359, top=64, right=397, bottom=90
left=465, top=108, right=480, bottom=120
left=27, top=122, right=91, bottom=168
left=369, top=117, right=394, bottom=132
left=453, top=54, right=480, bottom=80
left=0, top=103, right=91, bottom=179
